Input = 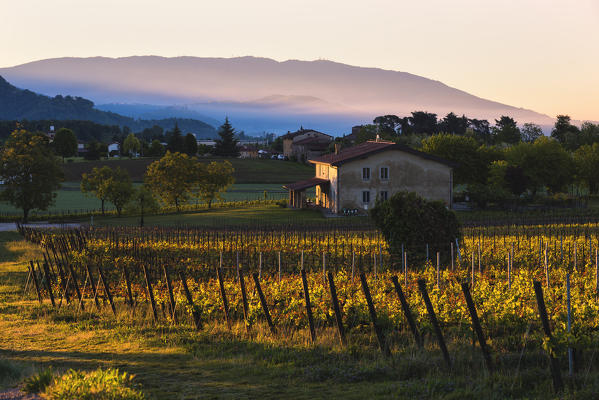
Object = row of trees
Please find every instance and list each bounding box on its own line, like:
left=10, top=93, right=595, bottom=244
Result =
left=0, top=128, right=236, bottom=222
left=83, top=118, right=242, bottom=160
left=364, top=112, right=599, bottom=150
left=81, top=152, right=235, bottom=219
left=421, top=133, right=599, bottom=207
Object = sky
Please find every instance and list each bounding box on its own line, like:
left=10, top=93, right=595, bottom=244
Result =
left=2, top=0, right=598, bottom=121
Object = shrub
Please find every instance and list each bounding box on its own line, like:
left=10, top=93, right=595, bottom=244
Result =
left=42, top=368, right=145, bottom=400
left=369, top=191, right=460, bottom=264
left=22, top=367, right=54, bottom=394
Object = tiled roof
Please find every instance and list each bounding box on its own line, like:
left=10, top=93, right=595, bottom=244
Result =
left=281, top=128, right=332, bottom=140
left=309, top=140, right=455, bottom=167
left=283, top=177, right=329, bottom=191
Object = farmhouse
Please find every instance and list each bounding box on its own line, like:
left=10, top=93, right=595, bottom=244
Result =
left=284, top=140, right=454, bottom=213
left=282, top=128, right=333, bottom=161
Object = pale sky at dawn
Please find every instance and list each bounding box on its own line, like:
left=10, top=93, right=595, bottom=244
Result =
left=2, top=0, right=598, bottom=121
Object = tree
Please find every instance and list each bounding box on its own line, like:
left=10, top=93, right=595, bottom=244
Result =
left=468, top=119, right=492, bottom=144
left=104, top=167, right=134, bottom=216
left=551, top=115, right=580, bottom=148
left=84, top=141, right=107, bottom=160
left=574, top=143, right=599, bottom=194
left=126, top=186, right=159, bottom=227
left=53, top=128, right=77, bottom=161
left=355, top=125, right=378, bottom=144
left=147, top=139, right=165, bottom=157
left=196, top=161, right=235, bottom=208
left=145, top=151, right=198, bottom=212
left=409, top=111, right=438, bottom=135
left=370, top=191, right=460, bottom=263
left=213, top=118, right=240, bottom=157
left=0, top=129, right=63, bottom=222
left=184, top=133, right=198, bottom=156
left=166, top=124, right=185, bottom=153
left=122, top=133, right=141, bottom=158
left=438, top=112, right=469, bottom=135
left=373, top=115, right=401, bottom=136
left=493, top=116, right=521, bottom=144
left=81, top=166, right=113, bottom=215
left=506, top=137, right=573, bottom=194
left=521, top=123, right=543, bottom=143
left=421, top=134, right=501, bottom=185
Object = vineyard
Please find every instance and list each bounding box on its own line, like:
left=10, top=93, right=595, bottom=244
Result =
left=15, top=223, right=599, bottom=397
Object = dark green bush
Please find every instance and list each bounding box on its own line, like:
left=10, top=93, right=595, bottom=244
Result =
left=369, top=191, right=460, bottom=264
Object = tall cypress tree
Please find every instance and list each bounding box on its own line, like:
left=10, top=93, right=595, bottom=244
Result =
left=213, top=117, right=240, bottom=157
left=167, top=123, right=185, bottom=153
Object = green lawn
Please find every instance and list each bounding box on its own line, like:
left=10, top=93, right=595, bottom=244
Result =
left=91, top=205, right=340, bottom=228
left=0, top=183, right=299, bottom=216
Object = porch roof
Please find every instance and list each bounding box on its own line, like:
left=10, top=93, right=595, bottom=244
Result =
left=283, top=177, right=329, bottom=191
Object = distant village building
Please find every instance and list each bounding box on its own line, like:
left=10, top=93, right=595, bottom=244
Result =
left=107, top=142, right=120, bottom=156
left=197, top=139, right=217, bottom=147
left=239, top=144, right=259, bottom=159
left=284, top=140, right=454, bottom=213
left=281, top=128, right=333, bottom=161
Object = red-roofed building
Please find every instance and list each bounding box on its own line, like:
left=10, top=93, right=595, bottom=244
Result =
left=284, top=140, right=454, bottom=213
left=281, top=128, right=333, bottom=161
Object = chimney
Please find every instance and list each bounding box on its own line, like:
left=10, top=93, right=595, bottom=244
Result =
left=334, top=143, right=341, bottom=155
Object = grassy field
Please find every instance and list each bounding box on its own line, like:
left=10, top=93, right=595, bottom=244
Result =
left=63, top=157, right=314, bottom=184
left=0, top=183, right=295, bottom=216
left=91, top=205, right=343, bottom=228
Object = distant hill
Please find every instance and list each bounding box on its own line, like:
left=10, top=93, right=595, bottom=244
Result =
left=0, top=75, right=217, bottom=138
left=0, top=56, right=558, bottom=134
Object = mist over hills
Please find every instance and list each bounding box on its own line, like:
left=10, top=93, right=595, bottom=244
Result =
left=0, top=56, right=557, bottom=135
left=0, top=75, right=216, bottom=137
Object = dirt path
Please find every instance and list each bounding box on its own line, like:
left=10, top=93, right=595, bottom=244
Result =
left=0, top=223, right=81, bottom=232
left=0, top=389, right=40, bottom=400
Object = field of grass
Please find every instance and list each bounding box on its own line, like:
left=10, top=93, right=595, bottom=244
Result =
left=0, top=183, right=297, bottom=216
left=91, top=205, right=340, bottom=228
left=63, top=157, right=314, bottom=184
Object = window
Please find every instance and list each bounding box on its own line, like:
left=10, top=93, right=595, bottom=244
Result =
left=380, top=167, right=389, bottom=180
left=362, top=191, right=370, bottom=204
left=380, top=191, right=388, bottom=201
left=362, top=167, right=370, bottom=181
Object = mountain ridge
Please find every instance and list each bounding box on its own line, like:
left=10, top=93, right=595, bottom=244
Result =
left=0, top=56, right=558, bottom=134
left=0, top=75, right=217, bottom=138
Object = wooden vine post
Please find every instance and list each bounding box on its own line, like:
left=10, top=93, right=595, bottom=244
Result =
left=533, top=280, right=563, bottom=393
left=460, top=282, right=493, bottom=372
left=252, top=273, right=276, bottom=334
left=418, top=279, right=451, bottom=367
left=216, top=267, right=231, bottom=330
left=28, top=261, right=43, bottom=304
left=391, top=276, right=421, bottom=348
left=85, top=264, right=101, bottom=310
left=359, top=273, right=390, bottom=356
left=41, top=261, right=56, bottom=307
left=238, top=267, right=251, bottom=333
left=300, top=269, right=316, bottom=343
left=179, top=270, right=201, bottom=330
left=97, top=263, right=116, bottom=316
left=162, top=265, right=178, bottom=323
left=327, top=272, right=346, bottom=347
left=142, top=264, right=158, bottom=323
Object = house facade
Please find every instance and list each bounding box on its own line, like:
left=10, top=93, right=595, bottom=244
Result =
left=284, top=140, right=453, bottom=213
left=281, top=128, right=333, bottom=161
